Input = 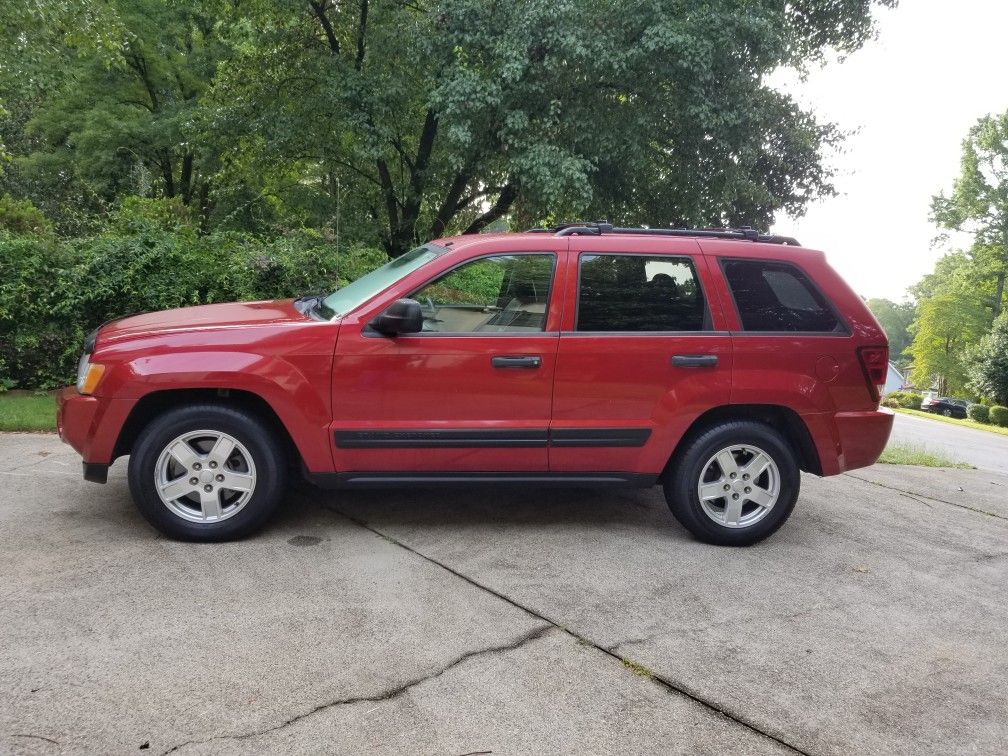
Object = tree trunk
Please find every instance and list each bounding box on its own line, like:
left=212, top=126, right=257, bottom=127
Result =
left=383, top=109, right=440, bottom=258
left=160, top=152, right=175, bottom=198
left=180, top=153, right=194, bottom=205
left=198, top=181, right=212, bottom=233
left=993, top=244, right=1007, bottom=319
left=463, top=182, right=518, bottom=234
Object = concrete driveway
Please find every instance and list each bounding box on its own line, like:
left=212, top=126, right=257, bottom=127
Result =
left=889, top=410, right=1008, bottom=472
left=2, top=433, right=1007, bottom=755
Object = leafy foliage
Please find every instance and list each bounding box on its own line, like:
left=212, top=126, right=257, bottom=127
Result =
left=931, top=112, right=1008, bottom=318
left=0, top=194, right=52, bottom=236
left=3, top=0, right=893, bottom=256
left=881, top=390, right=920, bottom=410
left=224, top=0, right=896, bottom=255
left=866, top=297, right=914, bottom=363
left=966, top=312, right=1008, bottom=405
left=0, top=215, right=383, bottom=388
left=966, top=403, right=990, bottom=424
left=907, top=252, right=989, bottom=395
left=989, top=405, right=1008, bottom=428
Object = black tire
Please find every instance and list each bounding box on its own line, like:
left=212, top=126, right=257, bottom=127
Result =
left=663, top=421, right=799, bottom=546
left=941, top=409, right=952, bottom=417
left=128, top=404, right=287, bottom=541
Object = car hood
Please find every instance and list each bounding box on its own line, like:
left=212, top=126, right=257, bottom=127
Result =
left=97, top=300, right=312, bottom=345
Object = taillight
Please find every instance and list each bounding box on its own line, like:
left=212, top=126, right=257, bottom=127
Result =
left=858, top=346, right=888, bottom=403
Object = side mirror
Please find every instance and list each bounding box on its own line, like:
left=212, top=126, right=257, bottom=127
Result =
left=370, top=298, right=423, bottom=336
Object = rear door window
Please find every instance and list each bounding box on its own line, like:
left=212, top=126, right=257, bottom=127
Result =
left=721, top=259, right=844, bottom=333
left=576, top=254, right=707, bottom=332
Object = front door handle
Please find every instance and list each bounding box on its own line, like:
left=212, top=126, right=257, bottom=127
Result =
left=492, top=355, right=542, bottom=369
left=671, top=354, right=718, bottom=368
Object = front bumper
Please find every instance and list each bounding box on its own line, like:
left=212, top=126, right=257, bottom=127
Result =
left=56, top=387, right=112, bottom=483
left=56, top=386, right=98, bottom=454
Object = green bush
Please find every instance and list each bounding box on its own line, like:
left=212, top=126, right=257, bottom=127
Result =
left=0, top=194, right=53, bottom=237
left=0, top=222, right=385, bottom=389
left=882, top=390, right=921, bottom=409
left=990, top=405, right=1008, bottom=427
left=967, top=404, right=990, bottom=424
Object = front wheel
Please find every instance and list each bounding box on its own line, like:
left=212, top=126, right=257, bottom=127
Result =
left=128, top=404, right=288, bottom=541
left=664, top=421, right=799, bottom=546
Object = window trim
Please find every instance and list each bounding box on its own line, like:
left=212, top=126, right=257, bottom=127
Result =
left=573, top=251, right=713, bottom=334
left=717, top=257, right=850, bottom=337
left=364, top=251, right=558, bottom=338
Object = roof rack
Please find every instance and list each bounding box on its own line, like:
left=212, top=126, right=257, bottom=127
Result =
left=526, top=221, right=800, bottom=246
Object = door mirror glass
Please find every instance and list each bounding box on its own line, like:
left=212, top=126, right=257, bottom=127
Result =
left=370, top=298, right=423, bottom=336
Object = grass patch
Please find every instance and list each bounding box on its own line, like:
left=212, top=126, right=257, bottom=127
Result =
left=0, top=391, right=57, bottom=432
left=878, top=441, right=971, bottom=468
left=894, top=407, right=1008, bottom=436
left=622, top=659, right=656, bottom=678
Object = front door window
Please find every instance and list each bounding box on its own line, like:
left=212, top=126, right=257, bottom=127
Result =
left=410, top=254, right=555, bottom=333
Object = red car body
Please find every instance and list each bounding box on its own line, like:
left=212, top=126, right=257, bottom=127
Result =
left=57, top=229, right=892, bottom=494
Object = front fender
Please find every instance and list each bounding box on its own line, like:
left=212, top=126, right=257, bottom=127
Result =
left=94, top=350, right=333, bottom=471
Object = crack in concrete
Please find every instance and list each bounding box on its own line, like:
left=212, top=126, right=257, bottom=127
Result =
left=843, top=473, right=1008, bottom=522
left=10, top=733, right=60, bottom=745
left=330, top=507, right=811, bottom=756
left=160, top=623, right=554, bottom=755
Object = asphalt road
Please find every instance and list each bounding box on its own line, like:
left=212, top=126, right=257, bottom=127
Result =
left=888, top=411, right=1008, bottom=472
left=2, top=433, right=1007, bottom=755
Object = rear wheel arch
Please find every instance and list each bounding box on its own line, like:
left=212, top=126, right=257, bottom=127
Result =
left=664, top=404, right=822, bottom=477
left=113, top=388, right=302, bottom=470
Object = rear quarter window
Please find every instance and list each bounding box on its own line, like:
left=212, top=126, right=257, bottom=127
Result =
left=721, top=259, right=845, bottom=333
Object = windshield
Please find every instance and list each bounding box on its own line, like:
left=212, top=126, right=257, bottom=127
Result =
left=322, top=244, right=443, bottom=317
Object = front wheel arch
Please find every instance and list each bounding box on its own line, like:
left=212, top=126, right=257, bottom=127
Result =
left=113, top=388, right=301, bottom=471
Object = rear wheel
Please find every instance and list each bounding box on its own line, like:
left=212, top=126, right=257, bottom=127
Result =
left=664, top=421, right=799, bottom=546
left=941, top=408, right=953, bottom=417
left=128, top=404, right=287, bottom=541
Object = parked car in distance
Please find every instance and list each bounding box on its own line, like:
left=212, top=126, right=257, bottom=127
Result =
left=57, top=222, right=893, bottom=546
left=920, top=395, right=969, bottom=418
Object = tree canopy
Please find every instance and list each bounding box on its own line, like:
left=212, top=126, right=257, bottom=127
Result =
left=907, top=252, right=989, bottom=395
left=2, top=0, right=896, bottom=254
left=967, top=311, right=1008, bottom=405
left=866, top=297, right=913, bottom=363
left=931, top=112, right=1008, bottom=318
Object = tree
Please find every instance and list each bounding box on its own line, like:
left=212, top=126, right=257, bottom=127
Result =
left=907, top=253, right=989, bottom=396
left=0, top=0, right=126, bottom=232
left=210, top=0, right=895, bottom=256
left=9, top=1, right=233, bottom=226
left=866, top=297, right=914, bottom=362
left=932, top=112, right=1008, bottom=319
left=967, top=312, right=1008, bottom=405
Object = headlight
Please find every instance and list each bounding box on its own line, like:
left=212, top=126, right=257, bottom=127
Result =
left=76, top=354, right=106, bottom=395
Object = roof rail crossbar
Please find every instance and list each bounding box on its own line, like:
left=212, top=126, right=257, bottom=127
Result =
left=526, top=221, right=799, bottom=246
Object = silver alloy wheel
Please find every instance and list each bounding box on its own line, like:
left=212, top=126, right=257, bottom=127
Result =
left=697, top=444, right=780, bottom=529
left=154, top=430, right=256, bottom=523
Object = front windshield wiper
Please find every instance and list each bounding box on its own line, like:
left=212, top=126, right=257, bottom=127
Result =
left=293, top=293, right=336, bottom=320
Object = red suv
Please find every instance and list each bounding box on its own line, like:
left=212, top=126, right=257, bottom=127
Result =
left=56, top=223, right=892, bottom=545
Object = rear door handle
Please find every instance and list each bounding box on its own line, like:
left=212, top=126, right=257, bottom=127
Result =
left=671, top=354, right=718, bottom=368
left=492, top=355, right=542, bottom=369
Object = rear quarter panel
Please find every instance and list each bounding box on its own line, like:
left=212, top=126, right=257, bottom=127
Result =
left=699, top=239, right=889, bottom=474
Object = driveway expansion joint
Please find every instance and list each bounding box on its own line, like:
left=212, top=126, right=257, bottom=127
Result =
left=159, top=623, right=555, bottom=755
left=843, top=472, right=1007, bottom=521
left=331, top=506, right=812, bottom=756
